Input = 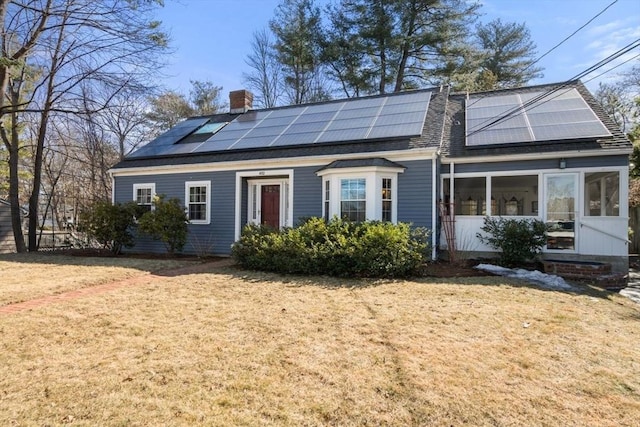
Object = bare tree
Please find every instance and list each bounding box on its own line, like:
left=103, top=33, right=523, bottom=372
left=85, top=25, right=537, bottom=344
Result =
left=0, top=0, right=168, bottom=252
left=243, top=29, right=282, bottom=108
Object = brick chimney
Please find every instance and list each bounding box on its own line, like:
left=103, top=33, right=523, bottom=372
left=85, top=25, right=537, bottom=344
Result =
left=229, top=89, right=253, bottom=114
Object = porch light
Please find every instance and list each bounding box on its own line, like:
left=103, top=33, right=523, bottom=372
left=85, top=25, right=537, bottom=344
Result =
left=559, top=158, right=567, bottom=169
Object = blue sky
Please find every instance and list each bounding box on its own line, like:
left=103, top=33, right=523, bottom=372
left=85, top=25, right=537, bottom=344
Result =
left=153, top=0, right=640, bottom=96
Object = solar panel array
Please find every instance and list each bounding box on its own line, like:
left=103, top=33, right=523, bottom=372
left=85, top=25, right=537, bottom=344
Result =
left=465, top=88, right=611, bottom=147
left=128, top=90, right=432, bottom=158
left=128, top=117, right=210, bottom=158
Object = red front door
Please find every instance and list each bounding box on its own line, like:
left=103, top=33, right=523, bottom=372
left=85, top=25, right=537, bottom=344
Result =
left=261, top=185, right=280, bottom=229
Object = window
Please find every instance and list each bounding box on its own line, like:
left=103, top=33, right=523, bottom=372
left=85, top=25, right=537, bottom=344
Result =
left=133, top=183, right=155, bottom=212
left=317, top=165, right=403, bottom=222
left=491, top=175, right=538, bottom=216
left=382, top=178, right=392, bottom=222
left=585, top=171, right=619, bottom=216
left=341, top=178, right=366, bottom=222
left=324, top=180, right=330, bottom=221
left=444, top=177, right=486, bottom=216
left=185, top=181, right=210, bottom=224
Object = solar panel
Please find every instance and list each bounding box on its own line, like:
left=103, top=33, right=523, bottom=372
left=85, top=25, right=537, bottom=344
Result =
left=465, top=88, right=611, bottom=147
left=126, top=90, right=433, bottom=158
left=127, top=117, right=210, bottom=157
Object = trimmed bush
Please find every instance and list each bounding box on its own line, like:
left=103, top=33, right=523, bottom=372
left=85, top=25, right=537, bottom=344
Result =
left=80, top=201, right=139, bottom=255
left=138, top=195, right=189, bottom=254
left=231, top=217, right=430, bottom=278
left=476, top=217, right=547, bottom=267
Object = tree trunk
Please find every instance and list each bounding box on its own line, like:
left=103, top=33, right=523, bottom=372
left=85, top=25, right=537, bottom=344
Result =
left=8, top=138, right=27, bottom=252
left=28, top=109, right=50, bottom=251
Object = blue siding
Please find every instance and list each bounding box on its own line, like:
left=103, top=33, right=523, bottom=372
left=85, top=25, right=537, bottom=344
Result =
left=293, top=166, right=322, bottom=225
left=397, top=159, right=432, bottom=229
left=114, top=159, right=435, bottom=255
left=115, top=171, right=236, bottom=255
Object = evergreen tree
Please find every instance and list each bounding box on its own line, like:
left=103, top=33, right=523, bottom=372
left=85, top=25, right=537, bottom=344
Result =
left=321, top=0, right=479, bottom=94
left=475, top=18, right=543, bottom=89
left=270, top=0, right=328, bottom=104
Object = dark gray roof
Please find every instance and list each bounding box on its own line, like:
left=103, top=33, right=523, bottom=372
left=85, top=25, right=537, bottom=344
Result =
left=440, top=80, right=631, bottom=159
left=112, top=88, right=446, bottom=170
left=316, top=158, right=406, bottom=172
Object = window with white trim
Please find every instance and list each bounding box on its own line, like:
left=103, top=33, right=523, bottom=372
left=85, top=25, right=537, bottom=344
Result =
left=382, top=178, right=392, bottom=222
left=324, top=180, right=330, bottom=221
left=318, top=166, right=402, bottom=222
left=133, top=183, right=155, bottom=212
left=341, top=178, right=366, bottom=222
left=185, top=181, right=210, bottom=224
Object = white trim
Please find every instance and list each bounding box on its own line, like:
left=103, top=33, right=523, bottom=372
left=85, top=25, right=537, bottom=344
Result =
left=439, top=148, right=631, bottom=165
left=543, top=172, right=579, bottom=253
left=110, top=148, right=435, bottom=177
left=320, top=169, right=402, bottom=223
left=235, top=169, right=294, bottom=241
left=247, top=178, right=291, bottom=228
left=316, top=165, right=405, bottom=177
left=133, top=183, right=156, bottom=208
left=431, top=156, right=437, bottom=260
left=185, top=180, right=211, bottom=225
left=441, top=165, right=628, bottom=179
left=111, top=175, right=115, bottom=204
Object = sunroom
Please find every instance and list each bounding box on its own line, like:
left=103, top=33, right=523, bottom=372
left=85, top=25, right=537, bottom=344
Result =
left=439, top=161, right=629, bottom=272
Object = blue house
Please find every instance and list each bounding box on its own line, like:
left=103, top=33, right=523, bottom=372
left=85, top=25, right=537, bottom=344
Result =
left=110, top=81, right=632, bottom=272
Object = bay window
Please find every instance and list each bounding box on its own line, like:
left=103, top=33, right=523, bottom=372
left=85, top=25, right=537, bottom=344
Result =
left=318, top=164, right=403, bottom=222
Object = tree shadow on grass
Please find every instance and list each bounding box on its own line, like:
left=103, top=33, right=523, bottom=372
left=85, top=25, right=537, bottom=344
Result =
left=0, top=251, right=204, bottom=275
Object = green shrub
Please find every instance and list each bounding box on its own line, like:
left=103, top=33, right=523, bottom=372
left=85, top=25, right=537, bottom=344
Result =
left=80, top=201, right=139, bottom=255
left=231, top=217, right=430, bottom=278
left=138, top=195, right=189, bottom=254
left=476, top=217, right=547, bottom=267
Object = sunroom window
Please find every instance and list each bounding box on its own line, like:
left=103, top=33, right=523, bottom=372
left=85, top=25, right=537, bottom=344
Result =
left=491, top=175, right=538, bottom=216
left=585, top=171, right=619, bottom=216
left=444, top=177, right=486, bottom=216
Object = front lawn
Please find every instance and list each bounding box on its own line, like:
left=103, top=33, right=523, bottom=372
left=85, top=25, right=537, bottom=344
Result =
left=0, top=253, right=197, bottom=305
left=1, top=257, right=639, bottom=426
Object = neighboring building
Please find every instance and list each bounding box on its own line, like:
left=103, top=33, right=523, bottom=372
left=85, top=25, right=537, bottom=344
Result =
left=0, top=199, right=25, bottom=253
left=110, top=81, right=632, bottom=272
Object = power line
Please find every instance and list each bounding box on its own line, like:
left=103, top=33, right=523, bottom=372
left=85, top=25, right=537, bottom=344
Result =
left=583, top=52, right=640, bottom=84
left=466, top=0, right=619, bottom=110
left=525, top=0, right=618, bottom=73
left=466, top=38, right=640, bottom=138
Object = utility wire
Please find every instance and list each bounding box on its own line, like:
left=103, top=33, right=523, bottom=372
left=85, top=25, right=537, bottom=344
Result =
left=524, top=0, right=618, bottom=73
left=466, top=38, right=640, bottom=138
left=583, top=52, right=640, bottom=84
left=466, top=0, right=619, bottom=109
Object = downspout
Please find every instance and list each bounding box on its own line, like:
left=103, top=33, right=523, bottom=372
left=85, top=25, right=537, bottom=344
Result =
left=110, top=171, right=115, bottom=204
left=431, top=153, right=437, bottom=260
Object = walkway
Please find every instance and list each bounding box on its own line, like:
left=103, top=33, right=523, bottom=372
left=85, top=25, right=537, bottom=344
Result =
left=0, top=258, right=235, bottom=316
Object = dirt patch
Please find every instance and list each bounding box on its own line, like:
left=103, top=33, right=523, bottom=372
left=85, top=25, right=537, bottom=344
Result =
left=423, top=260, right=492, bottom=278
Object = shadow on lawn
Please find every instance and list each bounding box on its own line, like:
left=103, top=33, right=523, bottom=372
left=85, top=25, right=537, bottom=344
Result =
left=212, top=262, right=621, bottom=302
left=1, top=251, right=623, bottom=303
left=0, top=251, right=206, bottom=274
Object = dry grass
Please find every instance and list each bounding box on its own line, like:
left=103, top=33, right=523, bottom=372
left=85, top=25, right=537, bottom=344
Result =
left=1, top=259, right=639, bottom=426
left=0, top=253, right=197, bottom=305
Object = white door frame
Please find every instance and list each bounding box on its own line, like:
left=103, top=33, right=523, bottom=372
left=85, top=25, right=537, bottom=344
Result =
left=247, top=178, right=289, bottom=228
left=235, top=169, right=294, bottom=241
left=543, top=172, right=579, bottom=253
